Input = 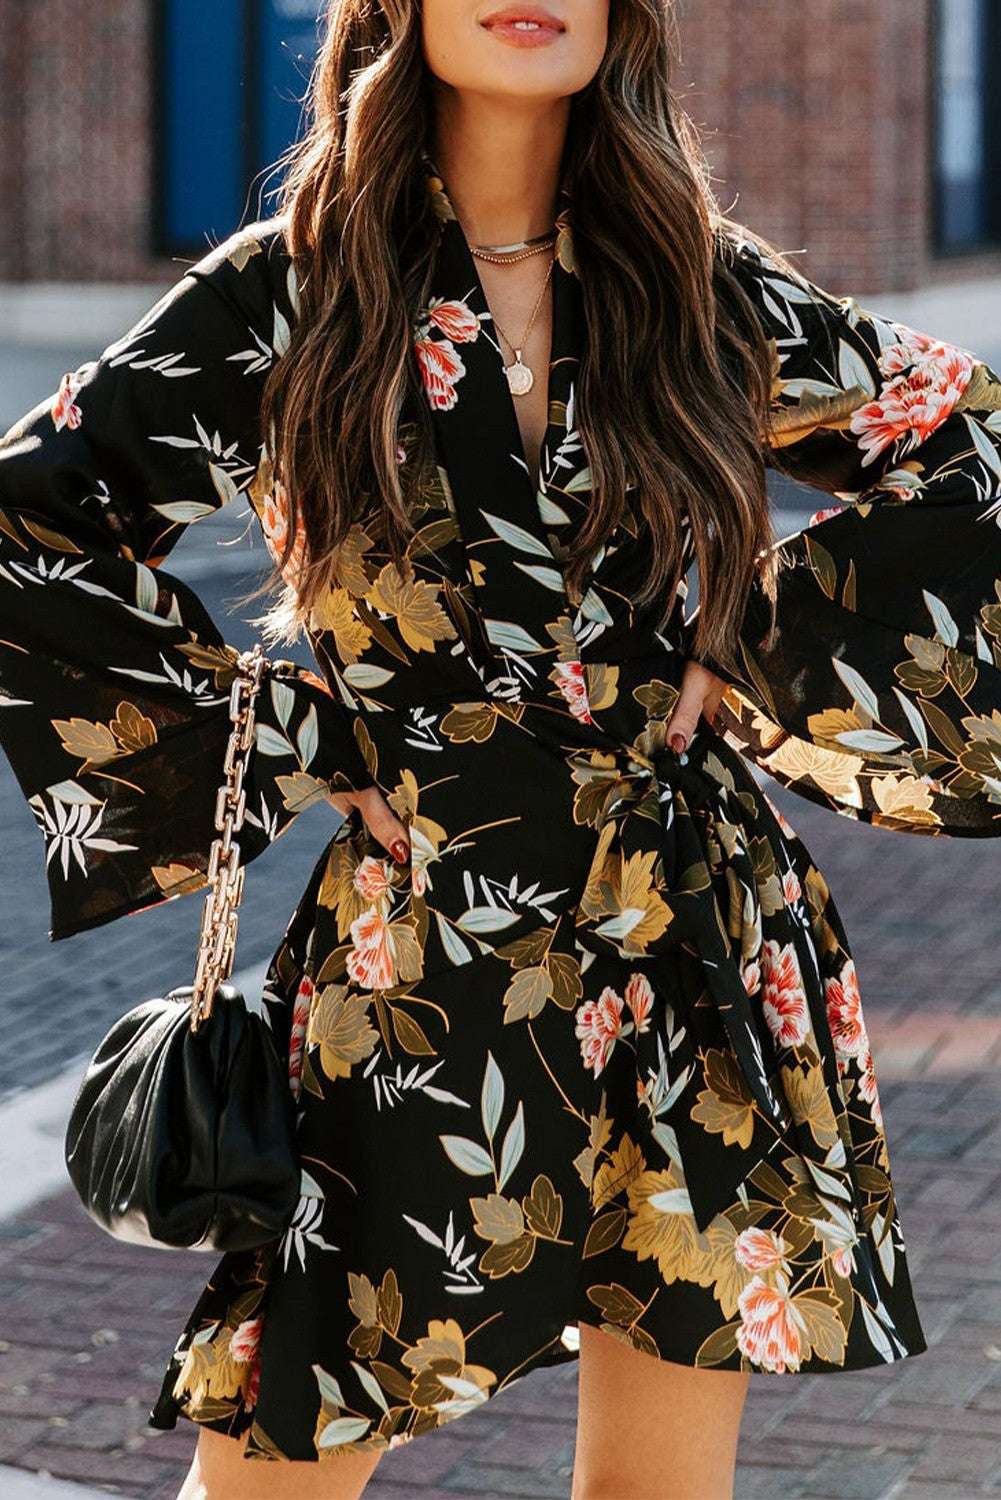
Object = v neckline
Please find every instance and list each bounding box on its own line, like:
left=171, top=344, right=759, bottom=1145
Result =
left=421, top=149, right=573, bottom=516
left=416, top=148, right=594, bottom=679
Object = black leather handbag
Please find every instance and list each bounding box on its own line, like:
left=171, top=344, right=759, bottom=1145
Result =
left=64, top=643, right=301, bottom=1252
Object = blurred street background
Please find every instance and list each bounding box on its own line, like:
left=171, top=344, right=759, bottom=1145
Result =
left=2, top=1, right=1001, bottom=1497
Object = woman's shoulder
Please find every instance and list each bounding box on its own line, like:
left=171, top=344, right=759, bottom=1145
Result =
left=712, top=219, right=845, bottom=346
left=713, top=221, right=815, bottom=298
left=179, top=213, right=296, bottom=324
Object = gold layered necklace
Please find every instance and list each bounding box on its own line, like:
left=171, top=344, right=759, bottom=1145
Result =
left=468, top=231, right=556, bottom=397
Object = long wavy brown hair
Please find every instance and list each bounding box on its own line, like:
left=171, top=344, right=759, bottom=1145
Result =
left=242, top=0, right=803, bottom=672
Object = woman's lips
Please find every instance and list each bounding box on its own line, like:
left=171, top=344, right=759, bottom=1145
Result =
left=480, top=8, right=565, bottom=47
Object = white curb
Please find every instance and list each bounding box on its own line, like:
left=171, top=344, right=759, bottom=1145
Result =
left=0, top=1468, right=108, bottom=1500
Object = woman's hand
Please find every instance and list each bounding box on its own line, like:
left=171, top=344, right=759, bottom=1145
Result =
left=665, top=660, right=729, bottom=754
left=325, top=784, right=411, bottom=867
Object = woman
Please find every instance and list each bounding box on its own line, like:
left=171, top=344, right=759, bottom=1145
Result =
left=2, top=0, right=1000, bottom=1496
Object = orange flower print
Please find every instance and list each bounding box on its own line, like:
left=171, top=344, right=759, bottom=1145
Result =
left=782, top=868, right=802, bottom=906
left=296, top=667, right=334, bottom=698
left=624, top=972, right=653, bottom=1033
left=244, top=1356, right=261, bottom=1412
left=353, top=855, right=391, bottom=907
left=346, top=907, right=396, bottom=990
left=832, top=1245, right=856, bottom=1278
left=261, top=481, right=308, bottom=584
left=229, top=1317, right=264, bottom=1413
left=735, top=1278, right=803, bottom=1373
left=763, top=795, right=799, bottom=841
left=554, top=661, right=593, bottom=724
left=734, top=1227, right=790, bottom=1274
left=288, top=975, right=314, bottom=1094
left=427, top=298, right=480, bottom=343
left=229, top=1317, right=263, bottom=1364
left=415, top=336, right=467, bottom=411
left=51, top=371, right=83, bottom=432
left=850, top=331, right=975, bottom=467
left=574, top=986, right=625, bottom=1077
left=824, top=957, right=867, bottom=1067
left=857, top=1042, right=883, bottom=1128
left=808, top=505, right=843, bottom=527
left=414, top=298, right=479, bottom=411
left=760, top=939, right=810, bottom=1049
left=742, top=960, right=762, bottom=996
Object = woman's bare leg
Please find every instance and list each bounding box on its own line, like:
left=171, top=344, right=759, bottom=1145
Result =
left=571, top=1321, right=751, bottom=1500
left=175, top=1424, right=382, bottom=1500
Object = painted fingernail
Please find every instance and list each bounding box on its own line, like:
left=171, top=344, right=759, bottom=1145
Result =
left=671, top=732, right=687, bottom=755
left=390, top=838, right=410, bottom=866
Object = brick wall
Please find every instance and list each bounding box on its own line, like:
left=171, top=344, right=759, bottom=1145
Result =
left=0, top=0, right=998, bottom=292
left=0, top=0, right=176, bottom=283
left=675, top=0, right=1001, bottom=293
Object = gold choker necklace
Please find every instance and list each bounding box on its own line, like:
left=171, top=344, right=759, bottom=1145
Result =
left=469, top=230, right=557, bottom=265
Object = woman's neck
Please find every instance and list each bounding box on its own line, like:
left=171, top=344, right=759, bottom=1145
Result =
left=427, top=91, right=569, bottom=246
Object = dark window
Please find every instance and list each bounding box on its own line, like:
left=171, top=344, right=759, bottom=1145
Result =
left=154, top=0, right=323, bottom=256
left=932, top=0, right=1001, bottom=253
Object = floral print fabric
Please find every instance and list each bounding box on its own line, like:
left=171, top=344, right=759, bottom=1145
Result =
left=4, top=154, right=1001, bottom=1459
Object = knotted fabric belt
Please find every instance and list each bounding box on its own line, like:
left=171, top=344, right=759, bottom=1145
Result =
left=567, top=734, right=867, bottom=1239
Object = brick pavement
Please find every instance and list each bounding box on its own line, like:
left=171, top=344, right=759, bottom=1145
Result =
left=0, top=788, right=1000, bottom=1498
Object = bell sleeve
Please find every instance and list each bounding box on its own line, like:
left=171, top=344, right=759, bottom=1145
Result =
left=693, top=228, right=1001, bottom=838
left=0, top=221, right=376, bottom=942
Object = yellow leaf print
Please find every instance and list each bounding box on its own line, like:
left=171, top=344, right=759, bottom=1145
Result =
left=586, top=1282, right=645, bottom=1326
left=401, top=1318, right=466, bottom=1374
left=478, top=1235, right=536, bottom=1278
left=698, top=1217, right=752, bottom=1319
left=764, top=738, right=864, bottom=801
left=592, top=1132, right=645, bottom=1210
left=522, top=1174, right=564, bottom=1239
left=329, top=523, right=375, bottom=597
left=617, top=849, right=674, bottom=952
left=807, top=707, right=862, bottom=743
left=585, top=662, right=619, bottom=712
left=347, top=1272, right=378, bottom=1328
left=622, top=1166, right=710, bottom=1284
left=275, top=770, right=338, bottom=815
left=308, top=587, right=373, bottom=665
left=792, top=1287, right=849, bottom=1364
left=308, top=986, right=379, bottom=1080
left=690, top=1049, right=757, bottom=1149
left=151, top=861, right=207, bottom=898
left=779, top=1063, right=841, bottom=1149
left=52, top=715, right=127, bottom=772
left=318, top=839, right=372, bottom=939
left=368, top=563, right=457, bottom=653
left=471, top=1193, right=525, bottom=1245
left=870, top=773, right=938, bottom=826
left=111, top=700, right=159, bottom=753
left=171, top=1330, right=248, bottom=1412
left=573, top=1099, right=614, bottom=1190
left=502, top=965, right=553, bottom=1024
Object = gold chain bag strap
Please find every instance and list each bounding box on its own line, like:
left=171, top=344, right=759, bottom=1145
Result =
left=190, top=639, right=267, bottom=1030
left=65, top=641, right=302, bottom=1251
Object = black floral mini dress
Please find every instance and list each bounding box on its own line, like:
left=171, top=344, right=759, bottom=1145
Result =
left=2, top=152, right=1001, bottom=1461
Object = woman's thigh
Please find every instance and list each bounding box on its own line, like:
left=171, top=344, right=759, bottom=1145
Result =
left=176, top=1424, right=382, bottom=1500
left=571, top=1321, right=751, bottom=1500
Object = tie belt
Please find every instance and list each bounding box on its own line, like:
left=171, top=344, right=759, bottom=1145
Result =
left=567, top=735, right=870, bottom=1243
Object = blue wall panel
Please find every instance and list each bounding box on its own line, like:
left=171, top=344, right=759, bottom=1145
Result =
left=258, top=0, right=323, bottom=197
left=160, top=1, right=324, bottom=250
left=162, top=0, right=247, bottom=247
